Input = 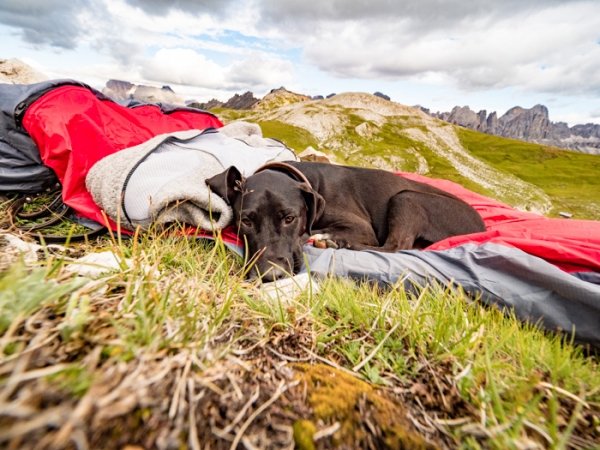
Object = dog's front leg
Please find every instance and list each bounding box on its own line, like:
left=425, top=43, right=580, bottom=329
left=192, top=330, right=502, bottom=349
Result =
left=309, top=219, right=380, bottom=250
left=311, top=193, right=431, bottom=252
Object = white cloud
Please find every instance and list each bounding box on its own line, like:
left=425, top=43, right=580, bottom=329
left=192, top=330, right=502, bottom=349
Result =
left=140, top=48, right=294, bottom=92
left=227, top=53, right=294, bottom=89
left=1, top=0, right=599, bottom=123
left=141, top=48, right=228, bottom=88
left=303, top=2, right=597, bottom=91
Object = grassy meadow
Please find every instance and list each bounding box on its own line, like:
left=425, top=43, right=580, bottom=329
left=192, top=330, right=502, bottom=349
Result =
left=1, top=113, right=599, bottom=449
left=457, top=128, right=600, bottom=220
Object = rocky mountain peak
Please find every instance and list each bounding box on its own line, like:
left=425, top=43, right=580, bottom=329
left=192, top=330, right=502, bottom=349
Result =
left=373, top=91, right=391, bottom=101
left=224, top=91, right=259, bottom=109
left=427, top=103, right=600, bottom=154
left=188, top=91, right=259, bottom=111
left=102, top=79, right=184, bottom=105
left=253, top=87, right=312, bottom=110
left=499, top=104, right=550, bottom=140
left=0, top=58, right=47, bottom=84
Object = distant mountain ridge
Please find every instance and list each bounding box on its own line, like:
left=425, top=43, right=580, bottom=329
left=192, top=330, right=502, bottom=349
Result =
left=189, top=87, right=311, bottom=111
left=188, top=91, right=259, bottom=110
left=192, top=86, right=600, bottom=155
left=103, top=79, right=185, bottom=105
left=420, top=104, right=600, bottom=154
left=190, top=87, right=390, bottom=111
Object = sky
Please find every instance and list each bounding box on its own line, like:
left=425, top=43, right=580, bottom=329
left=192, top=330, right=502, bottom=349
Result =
left=1, top=0, right=600, bottom=126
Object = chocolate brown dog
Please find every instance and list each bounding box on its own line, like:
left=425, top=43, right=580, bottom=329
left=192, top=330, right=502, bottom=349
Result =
left=207, top=161, right=485, bottom=281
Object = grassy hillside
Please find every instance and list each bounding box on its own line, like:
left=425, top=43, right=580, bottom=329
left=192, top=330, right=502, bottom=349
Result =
left=259, top=120, right=320, bottom=153
left=246, top=116, right=496, bottom=197
left=457, top=128, right=600, bottom=219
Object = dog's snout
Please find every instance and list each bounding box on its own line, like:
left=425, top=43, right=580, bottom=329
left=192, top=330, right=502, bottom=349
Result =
left=260, top=266, right=286, bottom=282
left=255, top=255, right=293, bottom=282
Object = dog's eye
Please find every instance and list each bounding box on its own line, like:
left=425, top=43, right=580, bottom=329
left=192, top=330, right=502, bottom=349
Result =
left=283, top=215, right=295, bottom=225
left=240, top=217, right=252, bottom=227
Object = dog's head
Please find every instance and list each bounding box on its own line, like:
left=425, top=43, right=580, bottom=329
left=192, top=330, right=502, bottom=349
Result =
left=206, top=165, right=325, bottom=281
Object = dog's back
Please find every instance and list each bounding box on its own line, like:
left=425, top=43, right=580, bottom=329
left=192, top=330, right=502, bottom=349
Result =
left=286, top=161, right=485, bottom=247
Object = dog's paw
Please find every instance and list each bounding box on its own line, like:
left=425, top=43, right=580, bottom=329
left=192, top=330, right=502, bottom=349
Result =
left=313, top=238, right=339, bottom=249
left=310, top=233, right=340, bottom=249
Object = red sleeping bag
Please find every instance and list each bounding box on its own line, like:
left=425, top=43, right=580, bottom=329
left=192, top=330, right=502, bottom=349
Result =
left=23, top=85, right=223, bottom=227
left=401, top=173, right=600, bottom=274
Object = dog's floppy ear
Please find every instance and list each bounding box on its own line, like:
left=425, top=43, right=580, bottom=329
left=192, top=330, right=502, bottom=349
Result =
left=299, top=183, right=325, bottom=235
left=206, top=166, right=243, bottom=205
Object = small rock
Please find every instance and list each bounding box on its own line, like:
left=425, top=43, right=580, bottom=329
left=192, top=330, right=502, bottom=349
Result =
left=65, top=251, right=129, bottom=278
left=298, top=146, right=335, bottom=164
left=260, top=273, right=319, bottom=303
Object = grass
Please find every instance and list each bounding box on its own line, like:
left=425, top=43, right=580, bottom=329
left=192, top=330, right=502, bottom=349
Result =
left=258, top=120, right=320, bottom=153
left=331, top=115, right=493, bottom=195
left=1, top=224, right=598, bottom=449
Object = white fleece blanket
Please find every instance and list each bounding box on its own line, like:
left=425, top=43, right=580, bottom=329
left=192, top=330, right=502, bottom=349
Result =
left=86, top=121, right=297, bottom=231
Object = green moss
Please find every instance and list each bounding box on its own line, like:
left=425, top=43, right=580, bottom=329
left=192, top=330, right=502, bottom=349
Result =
left=293, top=420, right=317, bottom=450
left=294, top=363, right=434, bottom=449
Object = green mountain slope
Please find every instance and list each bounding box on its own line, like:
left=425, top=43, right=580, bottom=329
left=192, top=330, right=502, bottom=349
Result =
left=215, top=92, right=600, bottom=220
left=457, top=128, right=600, bottom=219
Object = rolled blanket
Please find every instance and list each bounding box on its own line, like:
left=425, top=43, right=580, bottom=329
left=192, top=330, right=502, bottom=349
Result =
left=86, top=122, right=297, bottom=231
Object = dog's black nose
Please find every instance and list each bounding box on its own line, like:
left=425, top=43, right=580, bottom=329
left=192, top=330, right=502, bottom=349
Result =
left=260, top=268, right=286, bottom=282
left=257, top=257, right=291, bottom=282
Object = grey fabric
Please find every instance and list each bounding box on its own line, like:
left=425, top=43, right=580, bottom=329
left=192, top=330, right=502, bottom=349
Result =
left=302, top=242, right=600, bottom=347
left=122, top=136, right=229, bottom=227
left=85, top=129, right=222, bottom=230
left=0, top=80, right=74, bottom=192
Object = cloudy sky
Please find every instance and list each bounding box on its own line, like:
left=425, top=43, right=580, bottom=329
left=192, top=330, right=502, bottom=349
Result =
left=2, top=0, right=600, bottom=125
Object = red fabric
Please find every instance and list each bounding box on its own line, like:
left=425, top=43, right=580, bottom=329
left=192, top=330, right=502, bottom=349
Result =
left=22, top=85, right=223, bottom=233
left=400, top=172, right=600, bottom=273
